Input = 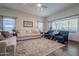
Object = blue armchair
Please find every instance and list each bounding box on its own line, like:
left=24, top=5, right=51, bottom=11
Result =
left=44, top=30, right=53, bottom=39
left=54, top=31, right=69, bottom=43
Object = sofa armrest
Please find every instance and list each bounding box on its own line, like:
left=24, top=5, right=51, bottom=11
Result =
left=6, top=36, right=16, bottom=46
left=55, top=33, right=60, bottom=36
left=6, top=36, right=16, bottom=55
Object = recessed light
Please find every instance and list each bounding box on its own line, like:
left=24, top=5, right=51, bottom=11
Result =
left=37, top=3, right=42, bottom=7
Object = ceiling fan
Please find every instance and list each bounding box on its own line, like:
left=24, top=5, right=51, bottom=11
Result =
left=26, top=3, right=47, bottom=11
left=27, top=3, right=47, bottom=9
left=37, top=3, right=47, bottom=8
left=37, top=3, right=47, bottom=11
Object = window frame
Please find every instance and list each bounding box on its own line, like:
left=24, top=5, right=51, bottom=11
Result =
left=51, top=16, right=79, bottom=33
left=3, top=16, right=16, bottom=33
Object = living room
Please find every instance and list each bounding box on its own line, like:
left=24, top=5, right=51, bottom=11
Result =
left=0, top=3, right=79, bottom=56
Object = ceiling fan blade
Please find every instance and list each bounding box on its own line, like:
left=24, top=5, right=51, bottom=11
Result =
left=42, top=5, right=47, bottom=8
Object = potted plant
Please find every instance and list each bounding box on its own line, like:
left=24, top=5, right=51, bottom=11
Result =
left=12, top=29, right=20, bottom=36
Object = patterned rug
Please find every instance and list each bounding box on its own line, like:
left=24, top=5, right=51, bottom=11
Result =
left=16, top=38, right=65, bottom=56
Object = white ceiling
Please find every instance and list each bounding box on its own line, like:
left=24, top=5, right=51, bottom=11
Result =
left=0, top=3, right=76, bottom=17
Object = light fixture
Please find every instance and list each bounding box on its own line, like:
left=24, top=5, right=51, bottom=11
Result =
left=37, top=3, right=42, bottom=7
left=37, top=3, right=47, bottom=12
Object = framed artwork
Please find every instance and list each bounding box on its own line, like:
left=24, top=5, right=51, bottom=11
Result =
left=23, top=21, right=33, bottom=27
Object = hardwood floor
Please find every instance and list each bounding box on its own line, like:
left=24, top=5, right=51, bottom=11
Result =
left=47, top=41, right=79, bottom=56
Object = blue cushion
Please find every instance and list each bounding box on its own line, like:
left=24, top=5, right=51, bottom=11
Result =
left=55, top=36, right=64, bottom=39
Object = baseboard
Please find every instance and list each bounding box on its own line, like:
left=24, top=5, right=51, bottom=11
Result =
left=69, top=39, right=79, bottom=43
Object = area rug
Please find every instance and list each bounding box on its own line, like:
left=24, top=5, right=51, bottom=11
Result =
left=16, top=38, right=65, bottom=56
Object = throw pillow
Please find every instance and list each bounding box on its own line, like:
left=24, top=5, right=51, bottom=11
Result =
left=0, top=35, right=5, bottom=41
left=1, top=31, right=13, bottom=38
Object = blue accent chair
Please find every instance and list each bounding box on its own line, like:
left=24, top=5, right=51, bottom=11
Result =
left=44, top=30, right=53, bottom=39
left=54, top=31, right=69, bottom=43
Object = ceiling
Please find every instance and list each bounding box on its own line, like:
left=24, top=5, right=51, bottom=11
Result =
left=0, top=3, right=76, bottom=17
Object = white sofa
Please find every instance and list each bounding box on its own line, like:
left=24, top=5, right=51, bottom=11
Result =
left=17, top=29, right=42, bottom=41
left=0, top=36, right=16, bottom=56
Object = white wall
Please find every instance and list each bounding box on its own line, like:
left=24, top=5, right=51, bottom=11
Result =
left=0, top=7, right=44, bottom=34
left=43, top=17, right=49, bottom=32
left=46, top=4, right=79, bottom=41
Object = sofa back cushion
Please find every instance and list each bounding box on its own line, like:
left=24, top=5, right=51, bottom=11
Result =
left=31, top=29, right=40, bottom=34
left=1, top=31, right=13, bottom=38
left=59, top=31, right=69, bottom=36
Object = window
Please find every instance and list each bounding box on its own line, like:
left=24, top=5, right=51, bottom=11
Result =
left=3, top=17, right=16, bottom=33
left=52, top=21, right=57, bottom=31
left=52, top=17, right=78, bottom=33
left=38, top=22, right=44, bottom=32
left=68, top=18, right=78, bottom=32
left=54, top=20, right=69, bottom=31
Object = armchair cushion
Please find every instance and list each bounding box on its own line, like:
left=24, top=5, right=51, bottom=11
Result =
left=44, top=30, right=53, bottom=39
left=55, top=36, right=64, bottom=39
left=54, top=31, right=69, bottom=43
